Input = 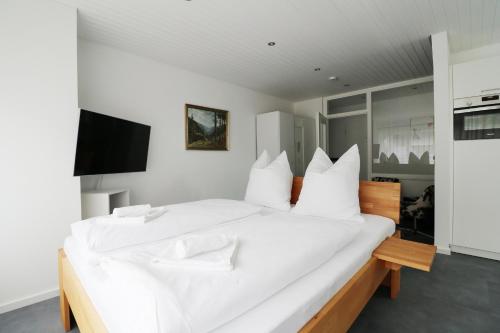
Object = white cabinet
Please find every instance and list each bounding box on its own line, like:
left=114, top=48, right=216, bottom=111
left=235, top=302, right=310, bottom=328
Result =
left=294, top=117, right=316, bottom=176
left=453, top=140, right=500, bottom=256
left=453, top=55, right=500, bottom=98
left=452, top=55, right=500, bottom=260
left=81, top=189, right=130, bottom=219
left=256, top=111, right=296, bottom=173
left=255, top=111, right=315, bottom=176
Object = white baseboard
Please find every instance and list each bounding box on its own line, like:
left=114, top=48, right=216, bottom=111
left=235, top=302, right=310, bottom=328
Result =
left=451, top=245, right=500, bottom=261
left=0, top=287, right=58, bottom=314
left=436, top=245, right=451, bottom=255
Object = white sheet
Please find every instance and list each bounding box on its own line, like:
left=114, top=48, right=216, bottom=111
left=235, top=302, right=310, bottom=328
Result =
left=64, top=213, right=394, bottom=333
left=98, top=212, right=360, bottom=333
left=71, top=199, right=262, bottom=253
left=216, top=214, right=394, bottom=333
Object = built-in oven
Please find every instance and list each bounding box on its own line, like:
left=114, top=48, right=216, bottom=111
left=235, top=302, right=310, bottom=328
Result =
left=454, top=94, right=500, bottom=140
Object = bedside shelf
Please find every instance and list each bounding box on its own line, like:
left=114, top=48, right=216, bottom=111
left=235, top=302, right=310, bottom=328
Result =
left=374, top=237, right=437, bottom=299
left=81, top=189, right=130, bottom=219
left=374, top=237, right=437, bottom=272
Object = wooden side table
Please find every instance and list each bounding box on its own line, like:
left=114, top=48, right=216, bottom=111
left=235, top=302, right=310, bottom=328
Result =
left=374, top=237, right=437, bottom=299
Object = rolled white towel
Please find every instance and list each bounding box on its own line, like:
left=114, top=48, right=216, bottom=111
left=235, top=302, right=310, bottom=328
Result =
left=113, top=204, right=152, bottom=217
left=144, top=206, right=168, bottom=222
left=97, top=216, right=146, bottom=225
left=175, top=234, right=231, bottom=259
left=152, top=236, right=239, bottom=271
left=99, top=206, right=168, bottom=225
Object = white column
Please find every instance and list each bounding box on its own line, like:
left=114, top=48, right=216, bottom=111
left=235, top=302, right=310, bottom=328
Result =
left=431, top=31, right=453, bottom=255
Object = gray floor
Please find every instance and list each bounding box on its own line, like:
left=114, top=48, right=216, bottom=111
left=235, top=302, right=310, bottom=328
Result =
left=350, top=253, right=500, bottom=333
left=1, top=253, right=499, bottom=333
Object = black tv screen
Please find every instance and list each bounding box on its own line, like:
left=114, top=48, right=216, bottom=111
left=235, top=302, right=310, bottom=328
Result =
left=74, top=110, right=151, bottom=176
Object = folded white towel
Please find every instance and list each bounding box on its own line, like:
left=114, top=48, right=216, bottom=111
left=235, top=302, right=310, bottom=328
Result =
left=175, top=234, right=231, bottom=259
left=113, top=204, right=152, bottom=217
left=152, top=236, right=238, bottom=271
left=98, top=206, right=168, bottom=225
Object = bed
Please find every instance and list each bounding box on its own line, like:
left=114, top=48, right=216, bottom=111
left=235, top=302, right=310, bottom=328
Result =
left=59, top=177, right=402, bottom=333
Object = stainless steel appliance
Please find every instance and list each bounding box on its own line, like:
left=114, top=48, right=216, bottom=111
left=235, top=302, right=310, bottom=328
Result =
left=454, top=94, right=500, bottom=140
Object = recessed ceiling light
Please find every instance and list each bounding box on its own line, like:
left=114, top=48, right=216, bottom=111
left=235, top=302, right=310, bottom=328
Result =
left=328, top=76, right=338, bottom=81
left=267, top=42, right=276, bottom=46
left=344, top=84, right=351, bottom=87
left=314, top=68, right=321, bottom=71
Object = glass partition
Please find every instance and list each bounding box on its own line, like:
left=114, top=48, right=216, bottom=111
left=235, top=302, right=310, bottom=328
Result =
left=327, top=94, right=367, bottom=115
left=372, top=82, right=434, bottom=175
left=329, top=115, right=368, bottom=180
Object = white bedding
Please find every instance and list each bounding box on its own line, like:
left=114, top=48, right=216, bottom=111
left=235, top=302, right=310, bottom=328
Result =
left=99, top=212, right=360, bottom=332
left=71, top=199, right=262, bottom=253
left=64, top=212, right=394, bottom=333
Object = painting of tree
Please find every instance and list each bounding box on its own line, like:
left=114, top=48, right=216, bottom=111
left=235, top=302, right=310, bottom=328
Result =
left=185, top=104, right=228, bottom=150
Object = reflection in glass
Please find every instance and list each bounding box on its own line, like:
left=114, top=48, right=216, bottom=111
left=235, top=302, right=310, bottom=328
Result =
left=464, top=113, right=500, bottom=130
left=372, top=82, right=434, bottom=175
left=327, top=94, right=367, bottom=115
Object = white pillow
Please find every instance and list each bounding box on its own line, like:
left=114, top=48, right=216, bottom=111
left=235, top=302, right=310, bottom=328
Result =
left=244, top=150, right=293, bottom=211
left=292, top=145, right=363, bottom=222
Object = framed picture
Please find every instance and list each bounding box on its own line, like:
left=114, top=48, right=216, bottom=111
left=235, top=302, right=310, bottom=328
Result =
left=185, top=104, right=229, bottom=150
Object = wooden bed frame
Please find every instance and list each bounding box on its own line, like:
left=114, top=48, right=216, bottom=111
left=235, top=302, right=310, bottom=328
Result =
left=58, top=177, right=401, bottom=333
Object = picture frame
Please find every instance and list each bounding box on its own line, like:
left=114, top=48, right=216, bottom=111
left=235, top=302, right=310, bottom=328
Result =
left=185, top=104, right=229, bottom=150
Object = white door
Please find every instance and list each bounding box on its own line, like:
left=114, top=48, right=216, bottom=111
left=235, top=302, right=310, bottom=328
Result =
left=316, top=112, right=328, bottom=153
left=294, top=125, right=305, bottom=176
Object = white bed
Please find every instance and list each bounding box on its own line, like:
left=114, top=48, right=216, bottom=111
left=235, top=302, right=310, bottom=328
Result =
left=64, top=209, right=394, bottom=333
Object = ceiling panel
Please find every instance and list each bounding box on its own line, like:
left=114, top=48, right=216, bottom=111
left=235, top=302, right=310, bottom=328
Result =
left=57, top=0, right=500, bottom=101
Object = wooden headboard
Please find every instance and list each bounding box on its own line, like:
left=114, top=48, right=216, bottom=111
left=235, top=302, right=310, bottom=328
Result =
left=290, top=177, right=401, bottom=224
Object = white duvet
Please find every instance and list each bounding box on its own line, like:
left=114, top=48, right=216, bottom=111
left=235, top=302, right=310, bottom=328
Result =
left=99, top=212, right=361, bottom=333
left=71, top=199, right=262, bottom=253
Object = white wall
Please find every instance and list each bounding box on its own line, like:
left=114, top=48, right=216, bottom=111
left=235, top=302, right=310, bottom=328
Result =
left=293, top=97, right=323, bottom=119
left=431, top=31, right=453, bottom=255
left=0, top=0, right=81, bottom=312
left=78, top=40, right=292, bottom=205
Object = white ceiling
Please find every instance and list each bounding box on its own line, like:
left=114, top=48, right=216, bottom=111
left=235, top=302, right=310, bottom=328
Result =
left=57, top=0, right=500, bottom=101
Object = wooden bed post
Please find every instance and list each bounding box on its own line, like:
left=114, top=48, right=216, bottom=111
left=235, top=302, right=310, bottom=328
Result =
left=57, top=247, right=108, bottom=333
left=390, top=270, right=401, bottom=299
left=58, top=249, right=71, bottom=332
left=384, top=262, right=402, bottom=299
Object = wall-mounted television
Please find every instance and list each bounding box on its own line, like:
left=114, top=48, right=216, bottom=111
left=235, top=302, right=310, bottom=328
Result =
left=73, top=110, right=151, bottom=176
